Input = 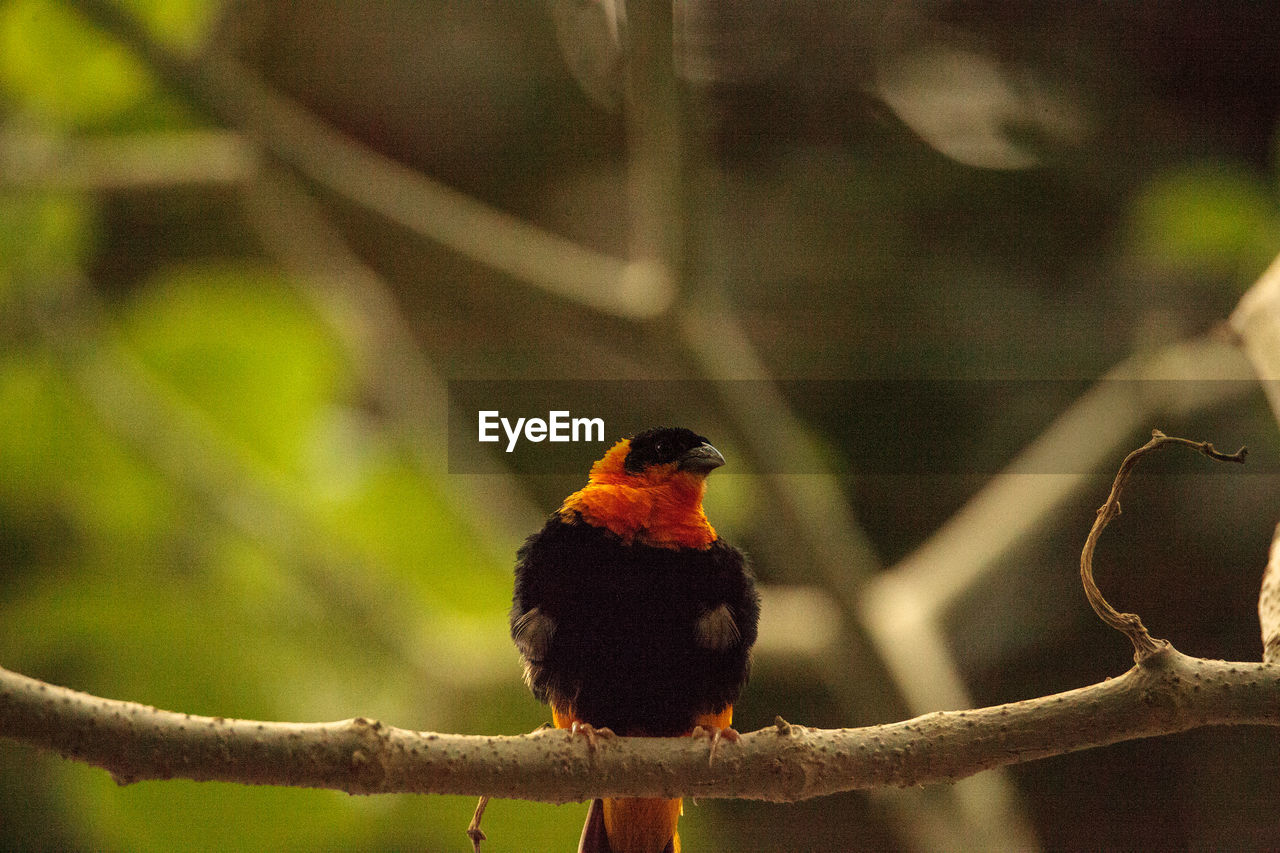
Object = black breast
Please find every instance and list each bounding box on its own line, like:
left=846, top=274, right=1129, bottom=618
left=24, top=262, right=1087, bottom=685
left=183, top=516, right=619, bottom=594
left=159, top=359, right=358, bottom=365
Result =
left=511, top=514, right=759, bottom=736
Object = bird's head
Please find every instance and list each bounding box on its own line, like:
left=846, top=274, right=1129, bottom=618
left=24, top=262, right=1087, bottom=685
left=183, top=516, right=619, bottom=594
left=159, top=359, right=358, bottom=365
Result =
left=586, top=427, right=725, bottom=489
left=562, top=426, right=725, bottom=548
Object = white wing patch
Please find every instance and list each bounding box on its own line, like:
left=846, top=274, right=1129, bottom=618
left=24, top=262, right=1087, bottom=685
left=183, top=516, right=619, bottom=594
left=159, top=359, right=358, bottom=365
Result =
left=512, top=606, right=556, bottom=662
left=694, top=603, right=740, bottom=650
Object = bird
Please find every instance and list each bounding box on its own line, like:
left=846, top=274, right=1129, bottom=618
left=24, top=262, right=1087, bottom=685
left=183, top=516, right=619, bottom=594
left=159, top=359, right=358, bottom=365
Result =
left=510, top=426, right=759, bottom=853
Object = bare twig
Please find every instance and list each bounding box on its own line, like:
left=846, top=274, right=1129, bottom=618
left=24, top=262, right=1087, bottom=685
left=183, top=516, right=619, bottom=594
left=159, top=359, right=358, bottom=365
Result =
left=1080, top=430, right=1247, bottom=660
left=466, top=795, right=490, bottom=852
left=4, top=652, right=1280, bottom=802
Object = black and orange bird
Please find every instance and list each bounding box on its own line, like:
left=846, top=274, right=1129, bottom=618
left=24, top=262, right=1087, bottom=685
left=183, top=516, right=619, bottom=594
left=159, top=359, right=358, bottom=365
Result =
left=511, top=427, right=759, bottom=853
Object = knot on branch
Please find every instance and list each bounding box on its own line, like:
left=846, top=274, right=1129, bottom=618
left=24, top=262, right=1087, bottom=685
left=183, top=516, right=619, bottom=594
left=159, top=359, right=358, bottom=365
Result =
left=346, top=716, right=391, bottom=794
left=1081, top=430, right=1246, bottom=662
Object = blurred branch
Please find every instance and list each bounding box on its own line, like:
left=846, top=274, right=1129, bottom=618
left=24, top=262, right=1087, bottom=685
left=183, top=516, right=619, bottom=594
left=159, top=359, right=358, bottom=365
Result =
left=1261, top=525, right=1280, bottom=664
left=63, top=0, right=669, bottom=319
left=0, top=127, right=258, bottom=189
left=4, top=649, right=1280, bottom=802
left=861, top=336, right=1254, bottom=635
left=238, top=168, right=544, bottom=556
left=621, top=0, right=891, bottom=715
left=675, top=290, right=1036, bottom=853
left=20, top=276, right=483, bottom=700
left=622, top=0, right=1031, bottom=846
left=856, top=336, right=1253, bottom=848
left=1230, top=250, right=1280, bottom=422
left=674, top=290, right=897, bottom=711
left=1231, top=252, right=1280, bottom=663
left=623, top=0, right=684, bottom=301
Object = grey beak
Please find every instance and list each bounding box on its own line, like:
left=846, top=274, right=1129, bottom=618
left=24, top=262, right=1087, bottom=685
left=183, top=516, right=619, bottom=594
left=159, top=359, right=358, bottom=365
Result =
left=678, top=442, right=726, bottom=473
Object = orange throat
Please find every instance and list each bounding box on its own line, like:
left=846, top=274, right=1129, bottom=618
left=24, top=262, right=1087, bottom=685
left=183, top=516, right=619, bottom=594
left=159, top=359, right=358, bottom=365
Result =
left=558, top=439, right=718, bottom=550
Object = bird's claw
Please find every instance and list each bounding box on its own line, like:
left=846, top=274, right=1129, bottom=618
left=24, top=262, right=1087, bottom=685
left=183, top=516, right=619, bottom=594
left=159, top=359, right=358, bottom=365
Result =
left=691, top=725, right=740, bottom=766
left=569, top=721, right=616, bottom=750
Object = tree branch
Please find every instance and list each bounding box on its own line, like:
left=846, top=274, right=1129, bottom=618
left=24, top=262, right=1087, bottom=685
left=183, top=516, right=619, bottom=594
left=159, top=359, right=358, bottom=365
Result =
left=3, top=649, right=1279, bottom=803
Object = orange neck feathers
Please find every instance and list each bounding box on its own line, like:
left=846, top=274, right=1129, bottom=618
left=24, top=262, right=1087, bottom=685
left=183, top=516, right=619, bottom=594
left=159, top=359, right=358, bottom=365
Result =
left=559, top=439, right=718, bottom=550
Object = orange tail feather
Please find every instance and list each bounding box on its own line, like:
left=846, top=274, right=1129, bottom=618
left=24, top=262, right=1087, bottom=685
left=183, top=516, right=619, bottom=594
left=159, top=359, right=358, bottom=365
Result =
left=564, top=706, right=733, bottom=853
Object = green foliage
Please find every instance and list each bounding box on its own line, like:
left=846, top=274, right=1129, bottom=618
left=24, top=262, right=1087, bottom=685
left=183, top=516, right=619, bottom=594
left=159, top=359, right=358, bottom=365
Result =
left=121, top=266, right=351, bottom=475
left=0, top=0, right=153, bottom=127
left=0, top=191, right=94, bottom=296
left=0, top=182, right=527, bottom=852
left=1127, top=162, right=1280, bottom=285
left=64, top=774, right=401, bottom=852
left=118, top=0, right=221, bottom=50
left=0, top=266, right=531, bottom=848
left=0, top=0, right=216, bottom=128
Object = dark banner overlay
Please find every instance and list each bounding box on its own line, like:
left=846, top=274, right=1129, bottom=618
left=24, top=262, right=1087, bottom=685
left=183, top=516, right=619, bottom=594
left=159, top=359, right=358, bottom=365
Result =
left=447, top=380, right=1276, bottom=475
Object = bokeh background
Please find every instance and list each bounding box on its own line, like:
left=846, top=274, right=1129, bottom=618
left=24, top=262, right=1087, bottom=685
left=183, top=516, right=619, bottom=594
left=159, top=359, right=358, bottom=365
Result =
left=3, top=1, right=1280, bottom=850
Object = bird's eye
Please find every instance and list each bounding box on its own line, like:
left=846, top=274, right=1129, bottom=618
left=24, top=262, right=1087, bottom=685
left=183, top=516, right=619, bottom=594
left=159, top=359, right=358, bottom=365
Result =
left=654, top=441, right=667, bottom=457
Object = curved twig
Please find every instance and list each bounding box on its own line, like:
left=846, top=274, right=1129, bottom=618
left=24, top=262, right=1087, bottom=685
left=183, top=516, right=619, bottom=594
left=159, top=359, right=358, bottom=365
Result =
left=1080, top=430, right=1247, bottom=660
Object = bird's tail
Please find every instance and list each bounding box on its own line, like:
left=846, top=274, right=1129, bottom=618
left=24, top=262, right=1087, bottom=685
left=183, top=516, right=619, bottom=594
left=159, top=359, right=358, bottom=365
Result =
left=578, top=797, right=680, bottom=853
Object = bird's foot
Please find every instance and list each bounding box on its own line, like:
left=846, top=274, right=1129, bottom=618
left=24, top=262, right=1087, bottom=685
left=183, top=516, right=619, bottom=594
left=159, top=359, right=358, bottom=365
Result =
left=569, top=721, right=616, bottom=751
left=691, top=725, right=740, bottom=766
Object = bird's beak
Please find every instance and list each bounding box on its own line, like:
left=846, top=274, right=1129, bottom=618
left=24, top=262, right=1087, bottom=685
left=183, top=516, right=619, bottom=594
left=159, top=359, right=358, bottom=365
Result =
left=678, top=442, right=726, bottom=473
